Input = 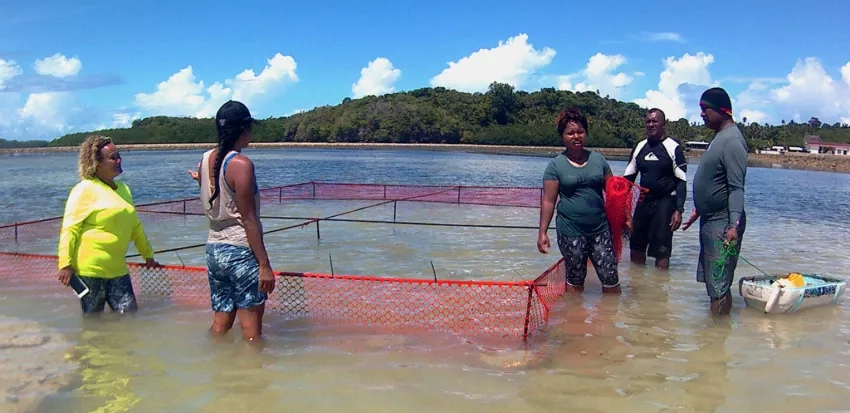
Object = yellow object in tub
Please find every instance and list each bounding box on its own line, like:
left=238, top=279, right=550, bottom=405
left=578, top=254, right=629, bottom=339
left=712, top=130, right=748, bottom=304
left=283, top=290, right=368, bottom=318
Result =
left=786, top=272, right=805, bottom=287
left=765, top=273, right=806, bottom=312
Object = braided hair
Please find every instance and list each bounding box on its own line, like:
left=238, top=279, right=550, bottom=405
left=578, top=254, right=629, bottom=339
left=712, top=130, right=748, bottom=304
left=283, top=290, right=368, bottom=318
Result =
left=207, top=116, right=249, bottom=210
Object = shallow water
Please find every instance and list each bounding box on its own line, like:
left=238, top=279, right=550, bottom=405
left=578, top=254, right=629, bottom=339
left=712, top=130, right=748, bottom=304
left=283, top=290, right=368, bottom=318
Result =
left=1, top=148, right=849, bottom=412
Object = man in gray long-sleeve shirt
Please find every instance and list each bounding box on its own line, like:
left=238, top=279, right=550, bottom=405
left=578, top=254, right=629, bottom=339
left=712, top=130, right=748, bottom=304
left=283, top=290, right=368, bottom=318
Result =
left=681, top=87, right=748, bottom=316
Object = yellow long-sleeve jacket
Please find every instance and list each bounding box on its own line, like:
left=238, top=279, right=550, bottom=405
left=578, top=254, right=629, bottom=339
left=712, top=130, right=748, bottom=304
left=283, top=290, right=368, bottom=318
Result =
left=57, top=178, right=154, bottom=278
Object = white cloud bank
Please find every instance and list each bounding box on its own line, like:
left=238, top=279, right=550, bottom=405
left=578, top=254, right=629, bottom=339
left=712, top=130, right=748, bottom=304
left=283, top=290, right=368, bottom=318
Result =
left=352, top=57, right=401, bottom=98
left=134, top=52, right=299, bottom=118
left=2, top=37, right=850, bottom=142
left=429, top=33, right=556, bottom=93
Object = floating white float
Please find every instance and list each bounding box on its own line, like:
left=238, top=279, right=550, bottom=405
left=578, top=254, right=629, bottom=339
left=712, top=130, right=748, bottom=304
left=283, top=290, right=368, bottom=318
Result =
left=738, top=274, right=846, bottom=314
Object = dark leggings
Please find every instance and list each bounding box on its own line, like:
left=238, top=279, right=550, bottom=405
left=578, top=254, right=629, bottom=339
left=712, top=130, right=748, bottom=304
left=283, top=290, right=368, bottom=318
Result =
left=557, top=230, right=620, bottom=288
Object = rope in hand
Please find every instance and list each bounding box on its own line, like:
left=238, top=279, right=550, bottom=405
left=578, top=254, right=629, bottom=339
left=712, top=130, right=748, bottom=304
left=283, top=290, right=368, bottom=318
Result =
left=710, top=238, right=772, bottom=320
left=711, top=239, right=739, bottom=298
left=708, top=239, right=738, bottom=322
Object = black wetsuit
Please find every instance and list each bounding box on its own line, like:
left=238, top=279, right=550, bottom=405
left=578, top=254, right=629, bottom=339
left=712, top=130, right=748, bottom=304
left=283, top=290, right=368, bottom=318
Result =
left=623, top=136, right=688, bottom=258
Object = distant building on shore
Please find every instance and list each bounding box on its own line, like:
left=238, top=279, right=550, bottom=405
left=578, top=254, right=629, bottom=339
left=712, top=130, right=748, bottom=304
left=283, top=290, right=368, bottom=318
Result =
left=804, top=135, right=850, bottom=155
left=684, top=141, right=709, bottom=151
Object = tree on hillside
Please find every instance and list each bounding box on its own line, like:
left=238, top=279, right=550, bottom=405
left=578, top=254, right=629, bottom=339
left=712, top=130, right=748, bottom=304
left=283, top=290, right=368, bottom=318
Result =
left=32, top=82, right=850, bottom=152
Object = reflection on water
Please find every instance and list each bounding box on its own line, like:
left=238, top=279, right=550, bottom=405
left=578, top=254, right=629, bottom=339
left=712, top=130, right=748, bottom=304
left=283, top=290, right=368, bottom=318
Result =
left=2, top=149, right=850, bottom=412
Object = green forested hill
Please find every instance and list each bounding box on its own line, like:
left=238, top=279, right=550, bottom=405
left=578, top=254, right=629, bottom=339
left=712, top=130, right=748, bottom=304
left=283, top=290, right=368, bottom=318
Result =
left=37, top=82, right=850, bottom=151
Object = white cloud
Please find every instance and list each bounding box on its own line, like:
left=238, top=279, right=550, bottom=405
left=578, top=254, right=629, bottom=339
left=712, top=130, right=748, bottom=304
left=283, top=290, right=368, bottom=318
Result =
left=0, top=59, right=81, bottom=140
left=633, top=52, right=716, bottom=121
left=0, top=58, right=23, bottom=89
left=557, top=53, right=636, bottom=99
left=134, top=52, right=299, bottom=118
left=33, top=53, right=82, bottom=78
left=739, top=109, right=770, bottom=124
left=429, top=33, right=556, bottom=93
left=352, top=57, right=401, bottom=98
left=134, top=66, right=206, bottom=117
left=91, top=111, right=142, bottom=131
left=764, top=58, right=850, bottom=124
left=637, top=32, right=687, bottom=43
left=111, top=111, right=141, bottom=128
left=18, top=92, right=76, bottom=131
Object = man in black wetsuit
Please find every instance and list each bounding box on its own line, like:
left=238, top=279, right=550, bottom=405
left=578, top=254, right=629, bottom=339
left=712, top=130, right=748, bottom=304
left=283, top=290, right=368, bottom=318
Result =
left=623, top=108, right=688, bottom=270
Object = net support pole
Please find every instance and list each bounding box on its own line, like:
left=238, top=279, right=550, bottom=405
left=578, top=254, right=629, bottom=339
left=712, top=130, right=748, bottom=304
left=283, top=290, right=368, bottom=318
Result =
left=182, top=200, right=186, bottom=214
left=14, top=222, right=17, bottom=243
left=383, top=185, right=387, bottom=200
left=316, top=219, right=321, bottom=240
left=522, top=282, right=535, bottom=341
left=456, top=186, right=461, bottom=203
left=279, top=187, right=283, bottom=203
left=393, top=201, right=397, bottom=223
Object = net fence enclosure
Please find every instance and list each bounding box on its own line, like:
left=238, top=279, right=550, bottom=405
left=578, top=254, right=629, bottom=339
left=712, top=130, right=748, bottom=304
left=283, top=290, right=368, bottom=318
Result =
left=0, top=181, right=635, bottom=341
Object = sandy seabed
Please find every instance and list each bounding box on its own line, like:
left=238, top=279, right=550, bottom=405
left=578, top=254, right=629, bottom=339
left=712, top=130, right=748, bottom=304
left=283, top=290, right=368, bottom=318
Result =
left=0, top=315, right=77, bottom=413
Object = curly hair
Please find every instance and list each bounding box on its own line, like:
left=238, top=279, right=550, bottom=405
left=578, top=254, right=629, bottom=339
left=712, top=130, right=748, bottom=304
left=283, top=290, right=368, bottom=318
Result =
left=556, top=107, right=589, bottom=137
left=77, top=135, right=113, bottom=180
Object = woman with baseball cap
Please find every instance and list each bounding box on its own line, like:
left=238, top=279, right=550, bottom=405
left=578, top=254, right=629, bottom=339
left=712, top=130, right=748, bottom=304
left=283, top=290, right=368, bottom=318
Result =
left=191, top=100, right=276, bottom=342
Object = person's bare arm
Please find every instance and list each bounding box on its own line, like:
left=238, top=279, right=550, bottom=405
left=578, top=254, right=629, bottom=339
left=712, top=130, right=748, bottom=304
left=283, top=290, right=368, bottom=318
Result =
left=537, top=179, right=559, bottom=253
left=225, top=156, right=271, bottom=270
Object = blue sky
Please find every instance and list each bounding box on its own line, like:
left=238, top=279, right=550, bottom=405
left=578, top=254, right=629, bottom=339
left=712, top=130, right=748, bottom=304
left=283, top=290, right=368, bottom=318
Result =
left=1, top=0, right=849, bottom=141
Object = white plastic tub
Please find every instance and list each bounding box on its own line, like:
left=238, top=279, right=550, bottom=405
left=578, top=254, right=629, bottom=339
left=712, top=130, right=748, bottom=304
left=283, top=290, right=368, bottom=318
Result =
left=738, top=274, right=846, bottom=314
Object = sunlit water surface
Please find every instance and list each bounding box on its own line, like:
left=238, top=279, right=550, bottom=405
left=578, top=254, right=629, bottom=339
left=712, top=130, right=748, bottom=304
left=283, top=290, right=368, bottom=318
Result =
left=1, top=148, right=849, bottom=413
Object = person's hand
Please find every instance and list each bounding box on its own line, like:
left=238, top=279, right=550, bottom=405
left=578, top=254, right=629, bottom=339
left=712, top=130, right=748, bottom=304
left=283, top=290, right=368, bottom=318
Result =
left=670, top=210, right=682, bottom=231
left=725, top=226, right=738, bottom=245
left=187, top=162, right=200, bottom=182
left=144, top=258, right=161, bottom=268
left=625, top=215, right=633, bottom=233
left=537, top=233, right=550, bottom=254
left=259, top=265, right=276, bottom=294
left=681, top=208, right=698, bottom=231
left=57, top=266, right=73, bottom=286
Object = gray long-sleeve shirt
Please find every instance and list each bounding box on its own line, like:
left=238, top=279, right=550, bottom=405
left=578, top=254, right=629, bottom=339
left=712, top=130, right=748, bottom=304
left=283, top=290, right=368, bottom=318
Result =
left=692, top=124, right=748, bottom=227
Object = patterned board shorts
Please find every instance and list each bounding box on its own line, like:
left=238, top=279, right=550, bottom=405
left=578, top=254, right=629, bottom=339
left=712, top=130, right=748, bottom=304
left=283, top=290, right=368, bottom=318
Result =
left=205, top=243, right=267, bottom=313
left=696, top=218, right=746, bottom=299
left=556, top=230, right=620, bottom=288
left=78, top=274, right=138, bottom=314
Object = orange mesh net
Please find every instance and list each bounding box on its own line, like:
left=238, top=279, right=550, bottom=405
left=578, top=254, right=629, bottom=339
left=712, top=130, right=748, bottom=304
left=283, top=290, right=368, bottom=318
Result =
left=0, top=181, right=643, bottom=342
left=0, top=252, right=556, bottom=340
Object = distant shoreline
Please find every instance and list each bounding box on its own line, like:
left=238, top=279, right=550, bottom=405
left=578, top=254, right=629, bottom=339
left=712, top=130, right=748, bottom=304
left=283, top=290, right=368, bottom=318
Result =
left=1, top=142, right=633, bottom=159
left=3, top=142, right=849, bottom=174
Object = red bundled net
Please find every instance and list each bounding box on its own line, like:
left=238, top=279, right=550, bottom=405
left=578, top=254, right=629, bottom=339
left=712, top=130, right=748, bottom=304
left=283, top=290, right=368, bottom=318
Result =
left=604, top=176, right=645, bottom=262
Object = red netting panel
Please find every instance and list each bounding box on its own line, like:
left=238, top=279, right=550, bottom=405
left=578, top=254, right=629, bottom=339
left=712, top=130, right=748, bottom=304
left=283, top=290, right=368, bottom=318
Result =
left=1, top=182, right=555, bottom=246
left=0, top=211, right=198, bottom=250
left=310, top=182, right=459, bottom=203
left=457, top=186, right=542, bottom=208
left=522, top=259, right=566, bottom=337
left=0, top=252, right=552, bottom=339
left=259, top=182, right=314, bottom=204
left=0, top=218, right=62, bottom=246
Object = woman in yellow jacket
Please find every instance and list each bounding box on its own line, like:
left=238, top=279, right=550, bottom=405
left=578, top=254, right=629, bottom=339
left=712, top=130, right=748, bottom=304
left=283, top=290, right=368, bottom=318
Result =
left=56, top=135, right=159, bottom=313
